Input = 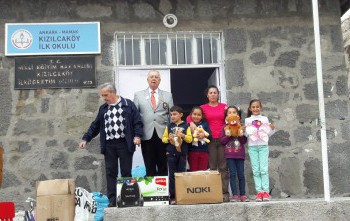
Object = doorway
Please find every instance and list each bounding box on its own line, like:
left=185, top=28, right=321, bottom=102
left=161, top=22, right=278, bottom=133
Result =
left=170, top=68, right=216, bottom=117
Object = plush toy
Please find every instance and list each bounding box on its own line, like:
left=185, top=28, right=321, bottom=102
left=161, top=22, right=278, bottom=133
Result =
left=192, top=125, right=210, bottom=146
left=224, top=114, right=243, bottom=137
left=245, top=120, right=272, bottom=142
left=171, top=127, right=184, bottom=152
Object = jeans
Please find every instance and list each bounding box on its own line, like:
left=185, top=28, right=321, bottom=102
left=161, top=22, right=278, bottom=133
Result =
left=167, top=152, right=187, bottom=197
left=248, top=145, right=269, bottom=193
left=226, top=158, right=246, bottom=196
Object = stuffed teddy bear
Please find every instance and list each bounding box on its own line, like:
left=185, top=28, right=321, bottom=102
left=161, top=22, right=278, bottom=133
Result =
left=224, top=114, right=243, bottom=137
left=192, top=125, right=210, bottom=146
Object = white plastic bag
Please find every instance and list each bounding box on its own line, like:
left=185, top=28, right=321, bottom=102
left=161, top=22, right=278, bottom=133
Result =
left=74, top=187, right=97, bottom=221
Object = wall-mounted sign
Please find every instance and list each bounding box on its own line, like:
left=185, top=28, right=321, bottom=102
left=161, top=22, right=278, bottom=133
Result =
left=15, top=56, right=96, bottom=89
left=5, top=22, right=100, bottom=56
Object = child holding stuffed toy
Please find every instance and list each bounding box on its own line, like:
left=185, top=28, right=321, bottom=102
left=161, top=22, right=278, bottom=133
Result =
left=188, top=106, right=212, bottom=171
left=243, top=99, right=275, bottom=202
left=162, top=105, right=192, bottom=204
left=220, top=106, right=249, bottom=202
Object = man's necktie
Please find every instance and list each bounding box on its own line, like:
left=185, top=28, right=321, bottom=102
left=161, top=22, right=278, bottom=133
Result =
left=151, top=90, right=156, bottom=110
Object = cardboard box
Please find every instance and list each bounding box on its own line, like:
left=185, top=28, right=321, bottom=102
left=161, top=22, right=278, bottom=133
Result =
left=175, top=171, right=223, bottom=205
left=116, top=176, right=169, bottom=207
left=36, top=179, right=75, bottom=221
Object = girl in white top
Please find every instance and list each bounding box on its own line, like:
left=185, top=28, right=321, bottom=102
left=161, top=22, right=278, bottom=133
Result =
left=243, top=99, right=275, bottom=202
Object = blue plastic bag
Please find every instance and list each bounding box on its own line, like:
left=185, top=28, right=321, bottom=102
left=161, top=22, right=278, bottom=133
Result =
left=93, top=192, right=109, bottom=221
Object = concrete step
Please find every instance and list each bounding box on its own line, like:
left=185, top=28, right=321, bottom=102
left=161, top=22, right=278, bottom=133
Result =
left=104, top=197, right=350, bottom=221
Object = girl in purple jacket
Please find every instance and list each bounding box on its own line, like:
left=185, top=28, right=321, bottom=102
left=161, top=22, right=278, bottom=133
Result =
left=220, top=106, right=249, bottom=202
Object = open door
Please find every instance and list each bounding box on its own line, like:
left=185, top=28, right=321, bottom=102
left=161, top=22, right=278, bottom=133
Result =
left=116, top=69, right=170, bottom=172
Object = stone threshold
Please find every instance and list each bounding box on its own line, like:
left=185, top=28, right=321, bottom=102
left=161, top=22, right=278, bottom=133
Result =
left=104, top=197, right=350, bottom=221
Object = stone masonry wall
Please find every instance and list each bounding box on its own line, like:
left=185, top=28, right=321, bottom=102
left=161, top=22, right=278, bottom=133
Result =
left=0, top=0, right=348, bottom=209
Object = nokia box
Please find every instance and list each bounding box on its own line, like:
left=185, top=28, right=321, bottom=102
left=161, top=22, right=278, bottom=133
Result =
left=175, top=171, right=223, bottom=205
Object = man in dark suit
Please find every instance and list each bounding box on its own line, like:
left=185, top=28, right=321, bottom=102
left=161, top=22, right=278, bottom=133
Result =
left=79, top=82, right=143, bottom=207
left=134, top=70, right=174, bottom=176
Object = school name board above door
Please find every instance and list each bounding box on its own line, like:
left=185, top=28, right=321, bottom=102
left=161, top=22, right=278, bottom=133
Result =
left=15, top=56, right=96, bottom=89
left=5, top=22, right=100, bottom=56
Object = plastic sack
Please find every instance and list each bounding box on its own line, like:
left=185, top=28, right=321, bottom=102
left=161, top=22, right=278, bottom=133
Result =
left=92, top=192, right=109, bottom=221
left=74, top=187, right=109, bottom=221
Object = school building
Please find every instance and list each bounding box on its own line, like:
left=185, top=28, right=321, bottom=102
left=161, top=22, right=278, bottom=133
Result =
left=0, top=0, right=349, bottom=210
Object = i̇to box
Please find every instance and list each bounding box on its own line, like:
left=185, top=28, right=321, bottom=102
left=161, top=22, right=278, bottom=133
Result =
left=116, top=176, right=169, bottom=207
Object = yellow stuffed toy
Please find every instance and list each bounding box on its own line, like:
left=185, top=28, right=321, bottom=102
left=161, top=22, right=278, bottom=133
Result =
left=192, top=125, right=210, bottom=146
left=224, top=114, right=243, bottom=137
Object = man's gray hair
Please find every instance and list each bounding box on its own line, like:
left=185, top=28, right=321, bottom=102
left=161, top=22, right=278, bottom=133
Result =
left=98, top=82, right=116, bottom=94
left=147, top=70, right=161, bottom=79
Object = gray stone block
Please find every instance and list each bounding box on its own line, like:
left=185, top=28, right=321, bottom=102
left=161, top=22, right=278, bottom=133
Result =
left=65, top=139, right=79, bottom=152
left=225, top=59, right=244, bottom=87
left=274, top=51, right=300, bottom=68
left=273, top=70, right=299, bottom=89
left=175, top=0, right=195, bottom=19
left=304, top=158, right=323, bottom=195
left=329, top=142, right=350, bottom=194
left=250, top=51, right=267, bottom=65
left=30, top=174, right=48, bottom=188
left=74, top=156, right=99, bottom=170
left=2, top=170, right=22, bottom=188
left=329, top=25, right=345, bottom=52
left=0, top=1, right=16, bottom=19
left=51, top=171, right=71, bottom=179
left=46, top=140, right=58, bottom=147
left=257, top=91, right=289, bottom=105
left=293, top=126, right=312, bottom=143
left=340, top=121, right=350, bottom=140
left=269, top=41, right=281, bottom=57
left=14, top=119, right=49, bottom=136
left=85, top=93, right=100, bottom=112
left=325, top=100, right=348, bottom=120
left=18, top=141, right=32, bottom=153
left=41, top=98, right=50, bottom=113
left=76, top=4, right=112, bottom=18
left=269, top=130, right=291, bottom=147
left=290, top=36, right=307, bottom=48
left=233, top=0, right=257, bottom=15
left=295, top=104, right=319, bottom=123
left=270, top=149, right=282, bottom=158
left=336, top=75, right=348, bottom=96
left=279, top=157, right=303, bottom=196
left=248, top=30, right=265, bottom=48
left=0, top=70, right=12, bottom=136
left=101, top=33, right=115, bottom=66
left=45, top=0, right=70, bottom=17
left=300, top=62, right=316, bottom=78
left=259, top=0, right=287, bottom=16
left=303, top=81, right=333, bottom=100
left=196, top=1, right=229, bottom=18
left=226, top=92, right=251, bottom=107
left=76, top=175, right=91, bottom=192
left=224, top=29, right=247, bottom=54
left=133, top=3, right=156, bottom=19
left=50, top=152, right=69, bottom=169
left=115, top=2, right=131, bottom=20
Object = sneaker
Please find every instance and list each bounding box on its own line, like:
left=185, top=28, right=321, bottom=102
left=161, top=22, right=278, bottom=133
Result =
left=229, top=195, right=239, bottom=202
left=170, top=199, right=176, bottom=205
left=262, top=192, right=271, bottom=201
left=255, top=192, right=263, bottom=202
left=240, top=195, right=250, bottom=202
